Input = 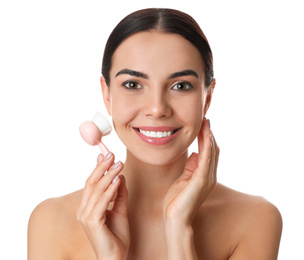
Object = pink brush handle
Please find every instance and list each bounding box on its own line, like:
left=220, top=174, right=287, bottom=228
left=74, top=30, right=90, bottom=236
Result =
left=97, top=142, right=109, bottom=155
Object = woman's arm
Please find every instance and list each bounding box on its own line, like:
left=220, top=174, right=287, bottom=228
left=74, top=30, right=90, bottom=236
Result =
left=164, top=220, right=198, bottom=260
left=163, top=118, right=219, bottom=259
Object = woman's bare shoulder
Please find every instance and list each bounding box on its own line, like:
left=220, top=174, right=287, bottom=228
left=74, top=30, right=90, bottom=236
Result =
left=28, top=190, right=84, bottom=259
left=208, top=183, right=282, bottom=233
left=29, top=189, right=83, bottom=222
left=199, top=183, right=282, bottom=259
left=213, top=183, right=282, bottom=217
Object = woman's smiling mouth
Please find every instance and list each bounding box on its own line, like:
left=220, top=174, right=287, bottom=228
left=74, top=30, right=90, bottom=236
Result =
left=139, top=129, right=173, bottom=138
left=134, top=127, right=182, bottom=145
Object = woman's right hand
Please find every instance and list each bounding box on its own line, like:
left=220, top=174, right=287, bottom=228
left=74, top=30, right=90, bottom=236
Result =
left=76, top=152, right=130, bottom=260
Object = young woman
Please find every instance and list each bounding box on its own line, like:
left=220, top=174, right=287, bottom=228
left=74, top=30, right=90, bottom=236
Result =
left=28, top=8, right=282, bottom=260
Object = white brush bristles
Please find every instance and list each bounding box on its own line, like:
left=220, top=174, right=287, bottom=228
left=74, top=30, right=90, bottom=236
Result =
left=92, top=112, right=112, bottom=136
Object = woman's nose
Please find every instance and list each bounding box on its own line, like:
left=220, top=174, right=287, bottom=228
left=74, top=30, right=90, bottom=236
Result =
left=143, top=90, right=172, bottom=119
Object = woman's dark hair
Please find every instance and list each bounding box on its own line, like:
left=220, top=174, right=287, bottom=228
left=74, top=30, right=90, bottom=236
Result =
left=102, top=8, right=214, bottom=87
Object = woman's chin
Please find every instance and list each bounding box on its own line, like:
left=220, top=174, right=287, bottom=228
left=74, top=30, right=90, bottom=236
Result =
left=127, top=148, right=188, bottom=167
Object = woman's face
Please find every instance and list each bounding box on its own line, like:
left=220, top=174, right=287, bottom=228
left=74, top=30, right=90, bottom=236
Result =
left=102, top=31, right=211, bottom=165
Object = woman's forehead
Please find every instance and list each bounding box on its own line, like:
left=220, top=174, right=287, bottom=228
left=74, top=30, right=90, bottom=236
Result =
left=110, top=31, right=205, bottom=79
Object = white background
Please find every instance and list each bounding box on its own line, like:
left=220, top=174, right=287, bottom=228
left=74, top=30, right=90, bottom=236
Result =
left=0, top=0, right=303, bottom=259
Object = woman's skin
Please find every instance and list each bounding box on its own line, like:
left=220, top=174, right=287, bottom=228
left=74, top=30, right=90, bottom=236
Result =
left=28, top=32, right=282, bottom=260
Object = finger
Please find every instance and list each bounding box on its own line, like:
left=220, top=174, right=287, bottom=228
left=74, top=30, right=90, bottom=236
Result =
left=209, top=133, right=216, bottom=182
left=86, top=152, right=115, bottom=187
left=89, top=176, right=122, bottom=223
left=82, top=152, right=115, bottom=202
left=184, top=153, right=198, bottom=173
left=83, top=161, right=123, bottom=216
left=180, top=118, right=211, bottom=182
left=211, top=134, right=220, bottom=183
left=184, top=134, right=212, bottom=195
left=111, top=175, right=128, bottom=216
left=196, top=129, right=212, bottom=177
left=200, top=130, right=218, bottom=187
left=110, top=190, right=118, bottom=202
left=178, top=153, right=198, bottom=182
left=207, top=124, right=219, bottom=179
left=97, top=153, right=103, bottom=164
left=198, top=118, right=212, bottom=156
left=179, top=120, right=218, bottom=220
left=77, top=153, right=116, bottom=218
left=182, top=136, right=214, bottom=218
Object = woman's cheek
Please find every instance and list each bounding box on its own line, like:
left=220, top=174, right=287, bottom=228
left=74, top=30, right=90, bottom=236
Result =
left=111, top=95, right=139, bottom=129
left=177, top=97, right=203, bottom=131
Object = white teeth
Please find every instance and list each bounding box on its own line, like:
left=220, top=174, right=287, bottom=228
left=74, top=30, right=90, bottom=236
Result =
left=139, top=129, right=173, bottom=138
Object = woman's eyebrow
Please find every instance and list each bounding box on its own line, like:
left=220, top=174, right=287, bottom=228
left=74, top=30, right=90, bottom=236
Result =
left=115, top=69, right=148, bottom=79
left=168, top=70, right=199, bottom=79
left=114, top=68, right=199, bottom=79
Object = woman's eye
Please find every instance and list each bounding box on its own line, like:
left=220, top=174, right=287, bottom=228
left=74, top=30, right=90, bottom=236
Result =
left=123, top=81, right=142, bottom=90
left=172, top=82, right=193, bottom=91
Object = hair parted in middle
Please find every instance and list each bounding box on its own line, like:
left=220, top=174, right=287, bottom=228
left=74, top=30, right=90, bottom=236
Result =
left=102, top=8, right=214, bottom=88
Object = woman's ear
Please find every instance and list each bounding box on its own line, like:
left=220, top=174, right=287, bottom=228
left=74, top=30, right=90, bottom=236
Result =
left=100, top=76, right=112, bottom=116
left=203, top=79, right=216, bottom=117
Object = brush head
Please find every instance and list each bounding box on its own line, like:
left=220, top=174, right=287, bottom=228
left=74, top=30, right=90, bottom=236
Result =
left=79, top=113, right=112, bottom=146
left=91, top=112, right=112, bottom=136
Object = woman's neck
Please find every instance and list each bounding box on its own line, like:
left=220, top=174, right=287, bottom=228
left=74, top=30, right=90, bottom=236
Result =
left=122, top=150, right=188, bottom=213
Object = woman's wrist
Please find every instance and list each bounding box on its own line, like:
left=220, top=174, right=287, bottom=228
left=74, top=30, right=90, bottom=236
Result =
left=97, top=252, right=127, bottom=260
left=164, top=220, right=198, bottom=260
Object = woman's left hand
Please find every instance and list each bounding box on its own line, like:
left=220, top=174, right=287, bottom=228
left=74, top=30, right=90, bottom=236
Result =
left=163, top=117, right=219, bottom=225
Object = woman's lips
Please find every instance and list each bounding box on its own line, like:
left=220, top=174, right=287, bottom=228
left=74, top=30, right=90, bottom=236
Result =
left=134, top=126, right=181, bottom=145
left=135, top=126, right=178, bottom=132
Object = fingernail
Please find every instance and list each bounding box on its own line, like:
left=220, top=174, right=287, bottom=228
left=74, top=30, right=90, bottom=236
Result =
left=112, top=175, right=119, bottom=183
left=110, top=161, right=122, bottom=170
left=103, top=152, right=112, bottom=161
left=97, top=153, right=102, bottom=163
left=209, top=133, right=213, bottom=143
left=208, top=119, right=211, bottom=128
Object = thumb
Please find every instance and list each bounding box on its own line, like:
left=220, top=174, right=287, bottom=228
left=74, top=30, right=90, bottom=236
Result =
left=184, top=153, right=199, bottom=173
left=178, top=153, right=199, bottom=182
